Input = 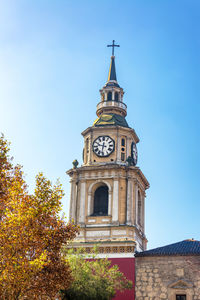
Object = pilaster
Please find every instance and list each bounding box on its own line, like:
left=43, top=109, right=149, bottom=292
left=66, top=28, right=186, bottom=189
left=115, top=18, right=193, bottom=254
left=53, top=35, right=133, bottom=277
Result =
left=112, top=178, right=119, bottom=224
left=69, top=179, right=77, bottom=222
left=126, top=175, right=132, bottom=225
left=79, top=180, right=86, bottom=224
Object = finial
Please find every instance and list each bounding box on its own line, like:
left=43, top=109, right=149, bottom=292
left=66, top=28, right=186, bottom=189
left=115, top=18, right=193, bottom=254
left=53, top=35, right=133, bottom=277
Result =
left=107, top=40, right=120, bottom=56
left=72, top=159, right=79, bottom=169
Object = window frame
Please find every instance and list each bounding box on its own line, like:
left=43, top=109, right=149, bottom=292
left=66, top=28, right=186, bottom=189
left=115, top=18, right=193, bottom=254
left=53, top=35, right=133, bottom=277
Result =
left=176, top=295, right=186, bottom=300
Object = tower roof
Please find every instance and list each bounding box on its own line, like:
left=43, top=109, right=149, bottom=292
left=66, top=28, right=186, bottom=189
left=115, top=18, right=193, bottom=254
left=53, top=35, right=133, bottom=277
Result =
left=105, top=55, right=120, bottom=88
left=93, top=113, right=129, bottom=128
left=108, top=56, right=117, bottom=81
left=135, top=239, right=200, bottom=257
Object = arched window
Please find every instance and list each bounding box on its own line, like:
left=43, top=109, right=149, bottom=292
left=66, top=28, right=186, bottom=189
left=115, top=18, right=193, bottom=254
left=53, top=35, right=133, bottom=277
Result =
left=115, top=92, right=119, bottom=101
left=107, top=91, right=112, bottom=101
left=138, top=191, right=142, bottom=225
left=93, top=185, right=108, bottom=216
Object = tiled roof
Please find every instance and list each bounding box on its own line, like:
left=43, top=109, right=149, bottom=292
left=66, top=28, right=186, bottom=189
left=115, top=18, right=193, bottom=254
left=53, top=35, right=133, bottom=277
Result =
left=135, top=239, right=200, bottom=257
left=93, top=113, right=129, bottom=128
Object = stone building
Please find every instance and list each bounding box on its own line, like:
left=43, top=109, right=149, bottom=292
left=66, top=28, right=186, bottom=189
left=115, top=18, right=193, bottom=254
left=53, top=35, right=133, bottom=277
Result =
left=135, top=239, right=200, bottom=300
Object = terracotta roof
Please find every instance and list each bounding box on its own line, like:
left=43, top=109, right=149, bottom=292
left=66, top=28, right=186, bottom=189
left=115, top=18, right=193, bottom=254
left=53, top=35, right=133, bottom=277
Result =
left=135, top=239, right=200, bottom=257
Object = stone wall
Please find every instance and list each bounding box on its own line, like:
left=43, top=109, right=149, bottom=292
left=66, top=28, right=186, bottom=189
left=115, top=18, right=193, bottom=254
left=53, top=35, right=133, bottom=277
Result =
left=135, top=255, right=200, bottom=300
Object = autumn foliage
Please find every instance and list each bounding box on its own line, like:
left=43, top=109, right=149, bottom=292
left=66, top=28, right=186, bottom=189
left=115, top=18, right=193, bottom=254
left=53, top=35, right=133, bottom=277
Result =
left=61, top=248, right=133, bottom=300
left=0, top=134, right=78, bottom=300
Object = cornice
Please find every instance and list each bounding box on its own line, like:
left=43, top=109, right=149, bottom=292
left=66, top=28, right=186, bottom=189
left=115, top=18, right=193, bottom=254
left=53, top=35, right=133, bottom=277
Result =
left=81, top=125, right=139, bottom=143
left=66, top=164, right=149, bottom=189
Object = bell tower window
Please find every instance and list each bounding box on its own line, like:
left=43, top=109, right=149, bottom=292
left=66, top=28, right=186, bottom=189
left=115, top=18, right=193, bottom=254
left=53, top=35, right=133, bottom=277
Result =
left=115, top=92, right=119, bottom=101
left=93, top=185, right=108, bottom=216
left=107, top=91, right=112, bottom=101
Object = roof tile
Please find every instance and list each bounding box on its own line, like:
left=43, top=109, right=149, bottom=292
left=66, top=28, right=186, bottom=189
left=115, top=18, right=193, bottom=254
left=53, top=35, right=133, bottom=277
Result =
left=135, top=239, right=200, bottom=257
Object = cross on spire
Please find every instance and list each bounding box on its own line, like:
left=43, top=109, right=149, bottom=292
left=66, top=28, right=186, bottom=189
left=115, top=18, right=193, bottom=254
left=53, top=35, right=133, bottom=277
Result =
left=107, top=40, right=120, bottom=56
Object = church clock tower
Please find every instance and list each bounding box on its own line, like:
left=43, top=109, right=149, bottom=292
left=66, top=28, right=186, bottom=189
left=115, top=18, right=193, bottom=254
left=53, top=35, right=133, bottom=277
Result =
left=67, top=41, right=149, bottom=255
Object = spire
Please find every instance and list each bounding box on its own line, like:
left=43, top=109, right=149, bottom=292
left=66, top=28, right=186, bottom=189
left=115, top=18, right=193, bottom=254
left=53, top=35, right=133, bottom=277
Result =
left=107, top=40, right=120, bottom=83
left=97, top=41, right=126, bottom=118
left=107, top=56, right=117, bottom=81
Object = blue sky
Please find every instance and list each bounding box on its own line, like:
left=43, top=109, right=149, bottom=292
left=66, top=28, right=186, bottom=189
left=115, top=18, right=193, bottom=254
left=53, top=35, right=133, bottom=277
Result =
left=0, top=0, right=199, bottom=249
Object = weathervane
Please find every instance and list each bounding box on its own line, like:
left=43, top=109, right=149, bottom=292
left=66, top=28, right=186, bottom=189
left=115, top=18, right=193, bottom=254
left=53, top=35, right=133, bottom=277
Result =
left=107, top=40, right=120, bottom=56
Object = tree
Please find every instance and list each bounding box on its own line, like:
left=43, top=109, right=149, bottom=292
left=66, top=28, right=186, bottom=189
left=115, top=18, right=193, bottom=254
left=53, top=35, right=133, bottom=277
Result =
left=60, top=247, right=133, bottom=300
left=0, top=134, right=78, bottom=300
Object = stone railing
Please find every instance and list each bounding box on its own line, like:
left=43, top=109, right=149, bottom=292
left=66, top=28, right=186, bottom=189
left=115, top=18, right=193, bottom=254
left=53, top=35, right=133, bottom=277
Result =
left=96, top=100, right=127, bottom=113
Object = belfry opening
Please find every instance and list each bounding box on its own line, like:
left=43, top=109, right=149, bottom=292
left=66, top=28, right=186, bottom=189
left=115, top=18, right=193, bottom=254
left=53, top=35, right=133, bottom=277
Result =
left=93, top=185, right=108, bottom=216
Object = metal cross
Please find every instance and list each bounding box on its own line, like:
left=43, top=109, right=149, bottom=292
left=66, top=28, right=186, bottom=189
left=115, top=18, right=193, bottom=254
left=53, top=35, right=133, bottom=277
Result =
left=107, top=40, right=120, bottom=56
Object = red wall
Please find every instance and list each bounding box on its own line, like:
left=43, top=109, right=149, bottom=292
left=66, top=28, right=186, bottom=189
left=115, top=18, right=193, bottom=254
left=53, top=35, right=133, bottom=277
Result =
left=109, top=258, right=135, bottom=300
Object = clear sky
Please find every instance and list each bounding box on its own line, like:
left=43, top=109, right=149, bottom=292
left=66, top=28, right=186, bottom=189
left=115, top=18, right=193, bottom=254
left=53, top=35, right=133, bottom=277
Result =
left=0, top=0, right=199, bottom=249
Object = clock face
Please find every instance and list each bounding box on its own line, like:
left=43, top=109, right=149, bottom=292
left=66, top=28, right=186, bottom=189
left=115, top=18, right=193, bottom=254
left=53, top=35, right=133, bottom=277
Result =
left=93, top=136, right=115, bottom=157
left=131, top=142, right=138, bottom=166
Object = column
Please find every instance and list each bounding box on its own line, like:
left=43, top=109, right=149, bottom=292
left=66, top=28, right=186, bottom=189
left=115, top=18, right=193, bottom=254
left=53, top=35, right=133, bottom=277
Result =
left=105, top=91, right=108, bottom=101
left=112, top=90, right=115, bottom=101
left=117, top=135, right=121, bottom=163
left=112, top=179, right=119, bottom=223
left=126, top=137, right=131, bottom=158
left=126, top=176, right=132, bottom=225
left=79, top=181, right=86, bottom=224
left=142, top=192, right=145, bottom=230
left=89, top=132, right=92, bottom=165
left=131, top=181, right=136, bottom=224
left=87, top=191, right=92, bottom=216
left=69, top=180, right=77, bottom=222
left=135, top=183, right=138, bottom=225
left=108, top=190, right=112, bottom=215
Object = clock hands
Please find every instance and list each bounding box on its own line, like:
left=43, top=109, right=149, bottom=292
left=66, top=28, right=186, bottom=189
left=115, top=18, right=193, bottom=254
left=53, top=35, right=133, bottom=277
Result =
left=95, top=142, right=105, bottom=150
left=93, top=136, right=115, bottom=157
